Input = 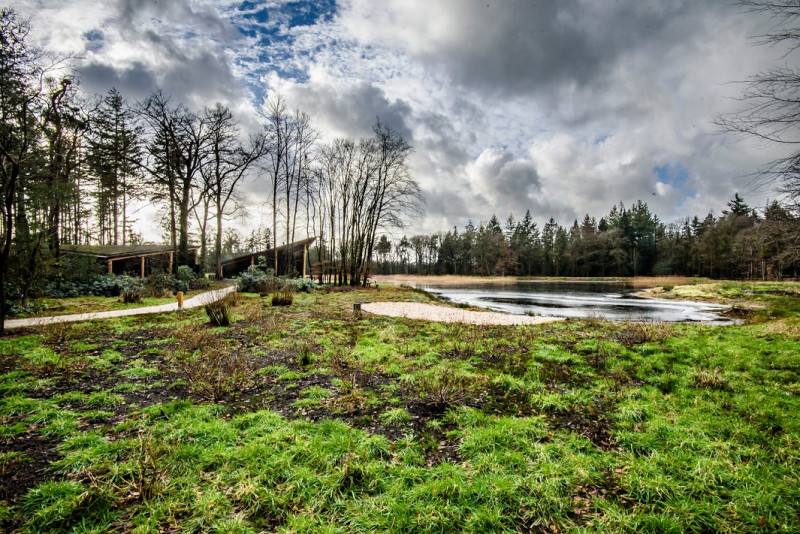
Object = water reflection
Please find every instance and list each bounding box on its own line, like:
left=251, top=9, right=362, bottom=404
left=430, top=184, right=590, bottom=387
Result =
left=417, top=281, right=731, bottom=323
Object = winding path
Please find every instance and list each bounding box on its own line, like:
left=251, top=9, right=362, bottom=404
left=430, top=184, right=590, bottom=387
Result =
left=3, top=285, right=236, bottom=330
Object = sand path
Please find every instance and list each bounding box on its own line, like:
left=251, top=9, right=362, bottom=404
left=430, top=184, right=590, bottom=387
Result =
left=4, top=285, right=236, bottom=330
left=361, top=301, right=564, bottom=326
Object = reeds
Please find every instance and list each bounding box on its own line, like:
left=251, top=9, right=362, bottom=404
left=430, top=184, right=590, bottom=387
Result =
left=631, top=276, right=696, bottom=289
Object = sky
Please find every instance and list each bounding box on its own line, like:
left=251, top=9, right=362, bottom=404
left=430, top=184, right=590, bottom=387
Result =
left=14, top=0, right=797, bottom=240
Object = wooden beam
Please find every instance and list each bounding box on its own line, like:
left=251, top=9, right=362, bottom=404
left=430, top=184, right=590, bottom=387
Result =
left=107, top=259, right=113, bottom=274
left=140, top=256, right=146, bottom=278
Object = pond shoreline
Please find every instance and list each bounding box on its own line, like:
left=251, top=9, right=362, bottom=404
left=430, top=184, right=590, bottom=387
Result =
left=372, top=276, right=734, bottom=323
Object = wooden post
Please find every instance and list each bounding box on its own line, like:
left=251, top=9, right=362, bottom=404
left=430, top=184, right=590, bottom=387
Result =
left=140, top=256, right=146, bottom=278
left=107, top=259, right=113, bottom=274
left=176, top=291, right=184, bottom=310
left=168, top=251, right=173, bottom=274
left=250, top=255, right=255, bottom=265
left=302, top=244, right=307, bottom=278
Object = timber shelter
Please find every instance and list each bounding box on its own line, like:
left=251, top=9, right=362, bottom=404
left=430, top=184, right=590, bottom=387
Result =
left=219, top=237, right=315, bottom=279
left=63, top=244, right=200, bottom=278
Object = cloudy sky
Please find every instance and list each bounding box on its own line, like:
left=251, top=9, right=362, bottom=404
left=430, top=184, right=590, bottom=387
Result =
left=15, top=0, right=796, bottom=238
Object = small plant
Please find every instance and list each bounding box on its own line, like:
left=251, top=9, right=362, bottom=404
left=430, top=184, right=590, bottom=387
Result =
left=380, top=407, right=412, bottom=426
left=409, top=362, right=486, bottom=407
left=170, top=326, right=255, bottom=400
left=39, top=321, right=74, bottom=344
left=296, top=339, right=315, bottom=366
left=613, top=321, right=671, bottom=348
left=271, top=286, right=294, bottom=306
left=692, top=366, right=730, bottom=391
left=205, top=296, right=232, bottom=326
left=118, top=276, right=145, bottom=304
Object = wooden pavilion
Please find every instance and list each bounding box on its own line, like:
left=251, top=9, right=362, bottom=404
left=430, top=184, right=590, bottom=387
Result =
left=218, top=237, right=316, bottom=279
left=62, top=244, right=200, bottom=278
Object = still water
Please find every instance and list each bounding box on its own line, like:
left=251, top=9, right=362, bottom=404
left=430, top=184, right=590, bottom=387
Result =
left=417, top=281, right=731, bottom=323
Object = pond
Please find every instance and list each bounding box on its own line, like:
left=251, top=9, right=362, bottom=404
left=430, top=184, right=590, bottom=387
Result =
left=416, top=280, right=732, bottom=323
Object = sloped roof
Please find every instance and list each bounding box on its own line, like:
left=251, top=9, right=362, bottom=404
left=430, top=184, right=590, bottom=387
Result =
left=220, top=237, right=316, bottom=266
left=63, top=244, right=199, bottom=259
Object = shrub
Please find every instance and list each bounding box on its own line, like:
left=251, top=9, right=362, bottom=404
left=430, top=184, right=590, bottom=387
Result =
left=176, top=265, right=196, bottom=285
left=408, top=362, right=486, bottom=407
left=86, top=274, right=121, bottom=297
left=44, top=280, right=80, bottom=299
left=145, top=272, right=174, bottom=297
left=234, top=256, right=275, bottom=293
left=285, top=277, right=320, bottom=293
left=205, top=296, right=232, bottom=326
left=190, top=277, right=210, bottom=290
left=271, top=286, right=294, bottom=306
left=170, top=326, right=255, bottom=401
left=118, top=277, right=145, bottom=304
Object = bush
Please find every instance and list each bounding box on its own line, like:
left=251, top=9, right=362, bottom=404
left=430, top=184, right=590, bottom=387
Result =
left=285, top=277, right=320, bottom=293
left=236, top=264, right=275, bottom=293
left=170, top=326, right=255, bottom=400
left=205, top=296, right=232, bottom=326
left=176, top=265, right=196, bottom=285
left=44, top=280, right=80, bottom=299
left=190, top=277, right=210, bottom=290
left=145, top=271, right=187, bottom=297
left=118, top=276, right=145, bottom=304
left=271, top=286, right=294, bottom=306
left=86, top=274, right=121, bottom=297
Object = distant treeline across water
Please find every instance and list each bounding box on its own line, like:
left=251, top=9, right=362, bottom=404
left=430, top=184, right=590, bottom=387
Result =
left=369, top=195, right=799, bottom=280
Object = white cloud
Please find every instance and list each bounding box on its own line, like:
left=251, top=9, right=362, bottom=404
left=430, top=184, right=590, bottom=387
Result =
left=13, top=0, right=798, bottom=241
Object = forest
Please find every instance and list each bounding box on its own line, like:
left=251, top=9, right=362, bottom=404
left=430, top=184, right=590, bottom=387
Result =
left=370, top=194, right=800, bottom=280
left=0, top=8, right=419, bottom=324
left=2, top=3, right=800, bottom=329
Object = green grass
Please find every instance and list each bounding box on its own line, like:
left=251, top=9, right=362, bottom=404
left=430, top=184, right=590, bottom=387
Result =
left=0, top=282, right=798, bottom=532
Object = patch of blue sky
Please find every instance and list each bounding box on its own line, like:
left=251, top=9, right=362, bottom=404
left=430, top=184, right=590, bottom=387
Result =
left=83, top=29, right=104, bottom=52
left=229, top=0, right=337, bottom=84
left=654, top=163, right=697, bottom=207
left=654, top=163, right=689, bottom=189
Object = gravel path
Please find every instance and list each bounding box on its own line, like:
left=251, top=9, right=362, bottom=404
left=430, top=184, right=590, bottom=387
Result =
left=361, top=301, right=564, bottom=326
left=3, top=285, right=236, bottom=330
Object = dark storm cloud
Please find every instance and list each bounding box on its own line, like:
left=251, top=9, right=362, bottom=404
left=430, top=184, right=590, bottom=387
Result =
left=283, top=80, right=413, bottom=139
left=79, top=61, right=157, bottom=100
left=401, top=0, right=717, bottom=96
left=75, top=0, right=249, bottom=108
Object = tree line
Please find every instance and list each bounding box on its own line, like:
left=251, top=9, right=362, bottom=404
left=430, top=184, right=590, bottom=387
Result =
left=373, top=194, right=800, bottom=280
left=0, top=8, right=420, bottom=329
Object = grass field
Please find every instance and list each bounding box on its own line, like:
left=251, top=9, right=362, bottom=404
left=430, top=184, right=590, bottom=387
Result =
left=0, top=282, right=798, bottom=532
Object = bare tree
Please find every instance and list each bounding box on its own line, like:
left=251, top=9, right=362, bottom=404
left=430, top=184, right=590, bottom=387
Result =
left=717, top=1, right=800, bottom=201
left=312, top=121, right=421, bottom=286
left=138, top=91, right=209, bottom=270
left=202, top=102, right=268, bottom=276
left=260, top=94, right=290, bottom=272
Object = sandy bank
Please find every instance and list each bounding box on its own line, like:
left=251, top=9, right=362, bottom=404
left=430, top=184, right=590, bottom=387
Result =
left=361, top=301, right=564, bottom=326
